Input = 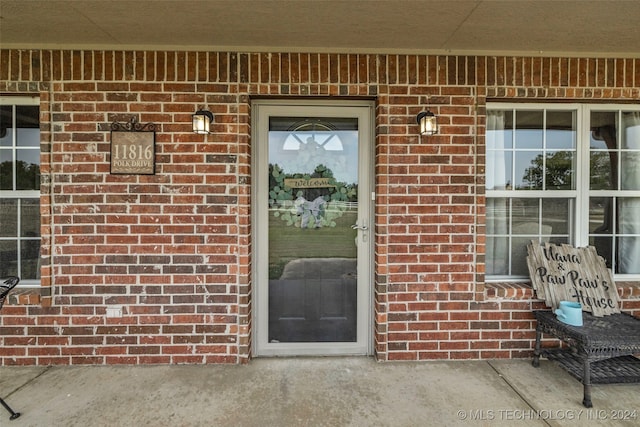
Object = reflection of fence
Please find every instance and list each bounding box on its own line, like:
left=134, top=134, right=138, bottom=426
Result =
left=331, top=201, right=358, bottom=210
left=272, top=200, right=357, bottom=211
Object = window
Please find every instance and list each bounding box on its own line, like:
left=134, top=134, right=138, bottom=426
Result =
left=0, top=97, right=41, bottom=284
left=486, top=103, right=640, bottom=280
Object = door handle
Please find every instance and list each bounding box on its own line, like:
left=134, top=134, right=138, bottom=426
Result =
left=351, top=224, right=368, bottom=231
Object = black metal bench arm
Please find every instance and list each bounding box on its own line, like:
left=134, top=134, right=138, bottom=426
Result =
left=0, top=276, right=22, bottom=420
left=0, top=276, right=20, bottom=310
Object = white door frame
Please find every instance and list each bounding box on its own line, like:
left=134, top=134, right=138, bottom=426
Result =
left=251, top=99, right=374, bottom=356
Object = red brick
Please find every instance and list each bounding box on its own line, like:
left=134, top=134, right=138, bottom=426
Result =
left=2, top=48, right=638, bottom=367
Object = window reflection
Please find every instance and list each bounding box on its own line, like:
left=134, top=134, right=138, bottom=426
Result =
left=589, top=111, right=640, bottom=273
left=486, top=108, right=576, bottom=278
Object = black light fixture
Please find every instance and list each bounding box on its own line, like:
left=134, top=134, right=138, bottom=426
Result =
left=192, top=109, right=214, bottom=134
left=417, top=110, right=437, bottom=136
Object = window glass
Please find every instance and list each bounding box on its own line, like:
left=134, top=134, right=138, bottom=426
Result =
left=590, top=111, right=618, bottom=190
left=515, top=151, right=543, bottom=190
left=545, top=150, right=574, bottom=190
left=0, top=199, right=17, bottom=237
left=542, top=198, right=571, bottom=235
left=15, top=106, right=39, bottom=147
left=620, top=152, right=640, bottom=190
left=486, top=236, right=508, bottom=276
left=486, top=110, right=513, bottom=190
left=487, top=110, right=513, bottom=149
left=515, top=110, right=543, bottom=149
left=486, top=150, right=512, bottom=190
left=617, top=197, right=640, bottom=274
left=486, top=106, right=578, bottom=279
left=587, top=111, right=640, bottom=274
left=511, top=198, right=539, bottom=233
left=590, top=150, right=612, bottom=190
left=546, top=111, right=576, bottom=150
left=0, top=149, right=13, bottom=190
left=16, top=149, right=40, bottom=190
left=488, top=109, right=576, bottom=192
left=0, top=240, right=18, bottom=277
left=20, top=198, right=41, bottom=237
left=511, top=236, right=533, bottom=276
left=621, top=112, right=640, bottom=149
left=486, top=198, right=509, bottom=235
left=488, top=104, right=640, bottom=278
left=485, top=194, right=574, bottom=277
left=0, top=105, right=13, bottom=147
left=486, top=198, right=509, bottom=276
left=589, top=197, right=613, bottom=234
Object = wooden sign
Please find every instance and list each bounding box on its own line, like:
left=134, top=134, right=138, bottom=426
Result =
left=526, top=241, right=620, bottom=316
left=110, top=118, right=156, bottom=175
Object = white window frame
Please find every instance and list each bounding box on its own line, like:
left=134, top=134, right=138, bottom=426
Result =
left=0, top=96, right=41, bottom=286
left=486, top=102, right=640, bottom=282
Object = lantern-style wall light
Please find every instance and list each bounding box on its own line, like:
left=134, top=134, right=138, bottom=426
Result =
left=416, top=110, right=437, bottom=136
left=192, top=109, right=214, bottom=134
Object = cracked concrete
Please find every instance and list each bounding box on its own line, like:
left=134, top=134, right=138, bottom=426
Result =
left=1, top=358, right=638, bottom=426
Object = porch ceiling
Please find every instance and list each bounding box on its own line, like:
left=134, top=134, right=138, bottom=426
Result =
left=1, top=0, right=639, bottom=57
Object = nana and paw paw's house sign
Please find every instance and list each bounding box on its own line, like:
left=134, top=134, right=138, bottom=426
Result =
left=527, top=241, right=620, bottom=316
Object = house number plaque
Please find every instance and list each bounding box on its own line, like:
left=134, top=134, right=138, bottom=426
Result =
left=110, top=117, right=156, bottom=175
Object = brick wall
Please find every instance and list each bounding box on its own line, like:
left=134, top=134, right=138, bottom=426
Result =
left=1, top=50, right=639, bottom=365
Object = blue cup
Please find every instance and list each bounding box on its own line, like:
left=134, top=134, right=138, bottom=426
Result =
left=555, top=301, right=583, bottom=326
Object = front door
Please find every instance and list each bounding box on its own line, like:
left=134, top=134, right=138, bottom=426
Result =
left=253, top=100, right=373, bottom=356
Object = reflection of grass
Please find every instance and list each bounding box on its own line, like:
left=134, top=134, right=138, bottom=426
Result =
left=269, top=209, right=357, bottom=279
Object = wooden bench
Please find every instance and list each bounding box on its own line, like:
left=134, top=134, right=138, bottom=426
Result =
left=532, top=310, right=640, bottom=407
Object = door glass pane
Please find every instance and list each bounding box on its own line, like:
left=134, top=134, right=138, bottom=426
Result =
left=268, top=117, right=359, bottom=343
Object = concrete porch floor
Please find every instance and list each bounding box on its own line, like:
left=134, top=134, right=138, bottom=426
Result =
left=1, top=357, right=638, bottom=426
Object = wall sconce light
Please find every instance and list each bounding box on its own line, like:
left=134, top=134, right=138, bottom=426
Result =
left=192, top=109, right=214, bottom=134
left=417, top=110, right=437, bottom=136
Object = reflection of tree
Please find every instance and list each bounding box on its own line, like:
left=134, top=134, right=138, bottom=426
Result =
left=0, top=161, right=40, bottom=190
left=269, top=163, right=357, bottom=228
left=590, top=151, right=612, bottom=190
left=521, top=152, right=573, bottom=190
